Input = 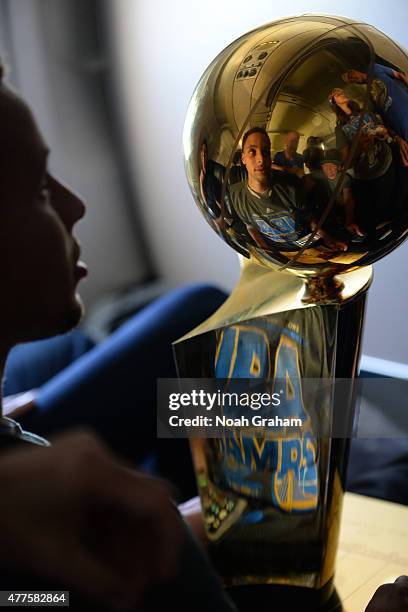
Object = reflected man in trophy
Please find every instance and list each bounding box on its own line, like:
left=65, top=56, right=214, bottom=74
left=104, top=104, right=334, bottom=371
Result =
left=228, top=128, right=348, bottom=254
left=229, top=127, right=309, bottom=252
left=272, top=130, right=305, bottom=177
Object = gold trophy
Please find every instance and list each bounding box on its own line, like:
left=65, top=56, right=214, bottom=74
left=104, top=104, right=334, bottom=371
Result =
left=174, top=14, right=408, bottom=609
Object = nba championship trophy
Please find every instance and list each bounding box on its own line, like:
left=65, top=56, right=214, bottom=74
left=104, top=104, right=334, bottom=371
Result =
left=174, top=15, right=408, bottom=609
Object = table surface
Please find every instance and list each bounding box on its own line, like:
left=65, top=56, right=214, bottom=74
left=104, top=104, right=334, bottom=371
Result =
left=335, top=492, right=408, bottom=610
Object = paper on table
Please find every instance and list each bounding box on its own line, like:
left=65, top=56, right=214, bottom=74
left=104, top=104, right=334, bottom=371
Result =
left=335, top=492, right=408, bottom=611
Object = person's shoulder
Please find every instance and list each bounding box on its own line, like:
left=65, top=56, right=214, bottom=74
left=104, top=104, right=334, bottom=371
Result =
left=228, top=180, right=247, bottom=203
left=373, top=62, right=393, bottom=78
left=272, top=172, right=305, bottom=209
left=342, top=172, right=352, bottom=188
left=295, top=152, right=304, bottom=163
left=228, top=181, right=248, bottom=198
left=229, top=180, right=246, bottom=192
left=273, top=170, right=300, bottom=188
left=228, top=182, right=252, bottom=221
left=273, top=150, right=285, bottom=163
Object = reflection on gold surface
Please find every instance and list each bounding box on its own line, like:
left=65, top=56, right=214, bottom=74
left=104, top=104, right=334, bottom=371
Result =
left=185, top=15, right=408, bottom=277
left=322, top=469, right=344, bottom=587
left=174, top=257, right=368, bottom=590
left=177, top=13, right=408, bottom=603
left=176, top=259, right=372, bottom=343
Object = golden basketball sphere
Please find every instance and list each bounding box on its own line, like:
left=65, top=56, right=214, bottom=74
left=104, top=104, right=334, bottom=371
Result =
left=183, top=15, right=408, bottom=276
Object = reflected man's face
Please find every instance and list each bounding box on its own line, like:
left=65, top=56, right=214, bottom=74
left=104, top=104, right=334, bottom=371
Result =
left=332, top=89, right=350, bottom=107
left=241, top=132, right=271, bottom=189
left=322, top=162, right=339, bottom=181
left=344, top=69, right=366, bottom=84
left=0, top=83, right=87, bottom=346
left=285, top=131, right=300, bottom=152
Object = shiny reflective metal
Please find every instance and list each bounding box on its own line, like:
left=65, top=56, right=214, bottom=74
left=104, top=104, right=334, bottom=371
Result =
left=177, top=14, right=408, bottom=607
left=183, top=14, right=408, bottom=280
left=174, top=261, right=369, bottom=605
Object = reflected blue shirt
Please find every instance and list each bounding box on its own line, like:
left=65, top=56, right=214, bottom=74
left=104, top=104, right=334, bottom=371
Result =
left=371, top=63, right=408, bottom=141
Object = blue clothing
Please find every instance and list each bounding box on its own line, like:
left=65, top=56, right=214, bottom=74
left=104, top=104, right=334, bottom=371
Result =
left=371, top=63, right=408, bottom=140
left=335, top=112, right=393, bottom=180
left=7, top=283, right=408, bottom=510
left=229, top=177, right=309, bottom=249
left=340, top=111, right=377, bottom=141
left=13, top=284, right=227, bottom=497
left=273, top=150, right=304, bottom=169
left=4, top=331, right=94, bottom=396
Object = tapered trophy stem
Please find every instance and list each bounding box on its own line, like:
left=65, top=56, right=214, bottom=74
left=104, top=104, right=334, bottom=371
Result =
left=174, top=260, right=372, bottom=606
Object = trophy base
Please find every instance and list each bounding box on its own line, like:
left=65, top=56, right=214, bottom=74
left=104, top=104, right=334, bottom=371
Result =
left=225, top=577, right=340, bottom=611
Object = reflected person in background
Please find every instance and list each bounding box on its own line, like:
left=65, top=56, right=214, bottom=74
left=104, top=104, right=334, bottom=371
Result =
left=272, top=130, right=305, bottom=177
left=342, top=65, right=408, bottom=165
left=302, top=135, right=324, bottom=157
left=365, top=575, right=408, bottom=611
left=303, top=143, right=324, bottom=178
left=343, top=65, right=408, bottom=225
left=320, top=149, right=363, bottom=238
left=303, top=148, right=363, bottom=252
left=330, top=88, right=395, bottom=239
